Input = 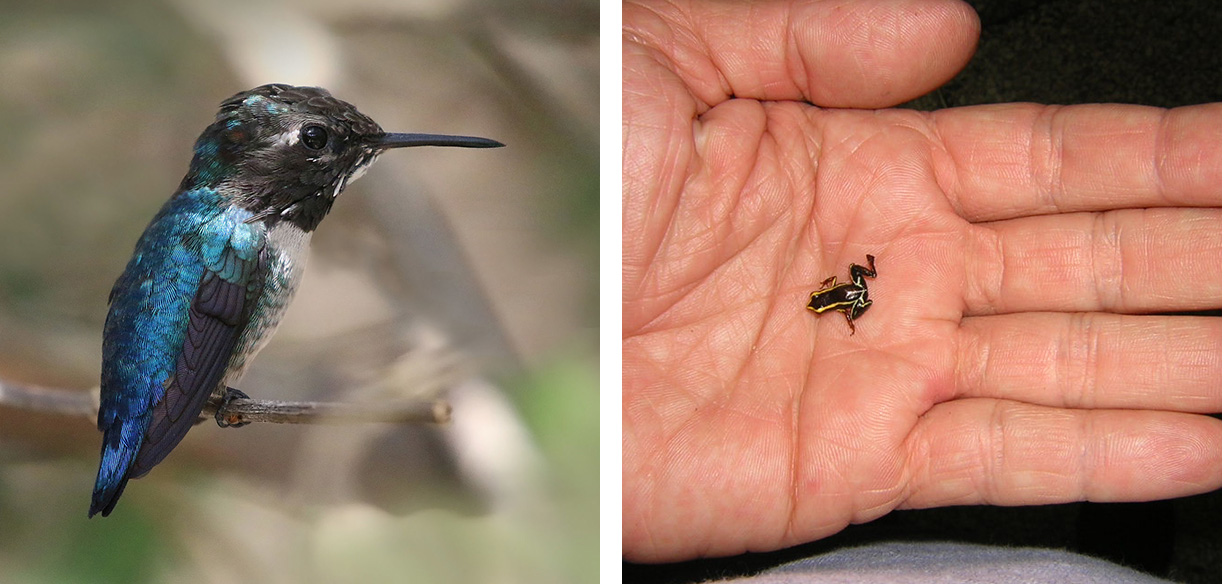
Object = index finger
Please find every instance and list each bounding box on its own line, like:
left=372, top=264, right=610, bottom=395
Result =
left=933, top=102, right=1222, bottom=222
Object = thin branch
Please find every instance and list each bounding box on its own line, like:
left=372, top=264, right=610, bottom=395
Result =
left=0, top=380, right=98, bottom=419
left=203, top=393, right=451, bottom=425
left=0, top=380, right=451, bottom=425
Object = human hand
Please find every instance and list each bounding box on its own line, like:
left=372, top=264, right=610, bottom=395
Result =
left=623, top=0, right=1221, bottom=563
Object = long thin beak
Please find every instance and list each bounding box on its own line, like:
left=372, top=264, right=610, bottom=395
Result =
left=377, top=133, right=504, bottom=149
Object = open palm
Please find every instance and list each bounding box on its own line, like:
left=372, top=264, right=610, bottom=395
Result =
left=623, top=0, right=1221, bottom=563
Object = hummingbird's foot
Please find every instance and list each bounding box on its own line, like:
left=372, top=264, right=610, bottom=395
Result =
left=215, top=387, right=251, bottom=428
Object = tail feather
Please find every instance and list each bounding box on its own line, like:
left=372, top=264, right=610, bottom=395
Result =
left=89, top=475, right=129, bottom=518
left=89, top=418, right=145, bottom=518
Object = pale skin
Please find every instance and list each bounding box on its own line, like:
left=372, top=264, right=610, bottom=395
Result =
left=623, top=0, right=1222, bottom=564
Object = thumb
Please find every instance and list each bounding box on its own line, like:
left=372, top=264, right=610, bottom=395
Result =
left=624, top=0, right=980, bottom=109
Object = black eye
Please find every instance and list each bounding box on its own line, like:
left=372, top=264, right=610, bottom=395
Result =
left=301, top=125, right=328, bottom=150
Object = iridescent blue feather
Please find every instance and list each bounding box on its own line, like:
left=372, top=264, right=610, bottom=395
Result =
left=91, top=189, right=265, bottom=517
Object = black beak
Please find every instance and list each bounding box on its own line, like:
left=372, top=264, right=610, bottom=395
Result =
left=376, top=133, right=504, bottom=149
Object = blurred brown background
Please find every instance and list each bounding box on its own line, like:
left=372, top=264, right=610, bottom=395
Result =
left=0, top=0, right=597, bottom=582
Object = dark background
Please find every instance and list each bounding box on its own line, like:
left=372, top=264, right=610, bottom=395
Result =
left=625, top=0, right=1221, bottom=582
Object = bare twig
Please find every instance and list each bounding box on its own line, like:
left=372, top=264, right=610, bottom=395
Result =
left=0, top=380, right=98, bottom=419
left=203, top=393, right=451, bottom=425
left=0, top=380, right=451, bottom=425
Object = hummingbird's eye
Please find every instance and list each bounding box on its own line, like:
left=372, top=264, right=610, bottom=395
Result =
left=300, top=125, right=328, bottom=150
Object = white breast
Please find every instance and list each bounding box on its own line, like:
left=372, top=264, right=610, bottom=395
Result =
left=222, top=221, right=312, bottom=387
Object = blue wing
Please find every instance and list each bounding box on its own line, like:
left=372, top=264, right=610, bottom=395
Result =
left=91, top=191, right=266, bottom=517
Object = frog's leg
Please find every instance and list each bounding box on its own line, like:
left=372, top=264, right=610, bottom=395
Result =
left=850, top=255, right=877, bottom=283
left=853, top=298, right=872, bottom=319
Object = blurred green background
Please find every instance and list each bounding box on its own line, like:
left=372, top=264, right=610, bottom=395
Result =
left=0, top=0, right=598, bottom=582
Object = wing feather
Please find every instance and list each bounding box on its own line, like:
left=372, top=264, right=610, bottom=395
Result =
left=91, top=197, right=273, bottom=517
left=132, top=247, right=267, bottom=478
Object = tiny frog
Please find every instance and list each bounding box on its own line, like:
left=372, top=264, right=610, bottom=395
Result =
left=806, top=254, right=877, bottom=335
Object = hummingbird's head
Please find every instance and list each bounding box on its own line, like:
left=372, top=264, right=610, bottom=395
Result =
left=183, top=84, right=502, bottom=231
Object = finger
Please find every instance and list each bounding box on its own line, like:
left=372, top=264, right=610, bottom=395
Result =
left=623, top=0, right=980, bottom=109
left=954, top=313, right=1220, bottom=412
left=934, top=102, right=1222, bottom=222
left=905, top=399, right=1221, bottom=509
left=962, top=208, right=1220, bottom=314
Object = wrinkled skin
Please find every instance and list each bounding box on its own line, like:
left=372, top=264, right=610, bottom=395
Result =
left=623, top=0, right=1221, bottom=563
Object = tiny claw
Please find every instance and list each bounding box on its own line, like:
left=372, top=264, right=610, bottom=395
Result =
left=216, top=388, right=251, bottom=428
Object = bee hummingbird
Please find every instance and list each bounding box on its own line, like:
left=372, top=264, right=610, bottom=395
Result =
left=89, top=84, right=502, bottom=517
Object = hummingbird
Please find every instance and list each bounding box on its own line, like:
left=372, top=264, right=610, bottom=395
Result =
left=89, top=84, right=502, bottom=517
